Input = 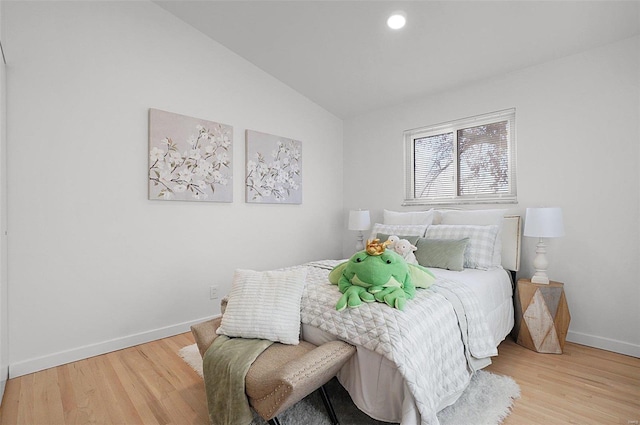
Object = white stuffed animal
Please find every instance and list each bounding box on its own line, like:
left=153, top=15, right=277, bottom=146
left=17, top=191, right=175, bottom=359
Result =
left=385, top=235, right=400, bottom=251
left=393, top=239, right=418, bottom=265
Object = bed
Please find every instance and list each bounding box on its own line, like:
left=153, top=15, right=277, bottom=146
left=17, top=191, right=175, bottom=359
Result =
left=298, top=210, right=521, bottom=425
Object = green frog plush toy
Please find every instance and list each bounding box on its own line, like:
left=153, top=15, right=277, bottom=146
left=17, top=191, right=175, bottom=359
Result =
left=329, top=239, right=436, bottom=311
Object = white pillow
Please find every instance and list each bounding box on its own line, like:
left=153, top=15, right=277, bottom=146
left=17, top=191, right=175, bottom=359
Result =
left=438, top=209, right=507, bottom=266
left=369, top=223, right=429, bottom=242
left=383, top=209, right=435, bottom=225
left=425, top=224, right=500, bottom=270
left=439, top=209, right=507, bottom=226
left=217, top=268, right=307, bottom=345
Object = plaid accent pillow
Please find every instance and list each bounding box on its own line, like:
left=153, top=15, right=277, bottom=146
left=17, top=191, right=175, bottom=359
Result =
left=369, top=223, right=429, bottom=242
left=425, top=224, right=500, bottom=270
left=438, top=209, right=506, bottom=268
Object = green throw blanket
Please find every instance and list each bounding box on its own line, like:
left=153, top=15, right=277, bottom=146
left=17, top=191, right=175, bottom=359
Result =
left=203, top=335, right=274, bottom=425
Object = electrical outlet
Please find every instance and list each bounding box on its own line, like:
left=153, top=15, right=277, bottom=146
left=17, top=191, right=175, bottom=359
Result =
left=210, top=285, right=218, bottom=300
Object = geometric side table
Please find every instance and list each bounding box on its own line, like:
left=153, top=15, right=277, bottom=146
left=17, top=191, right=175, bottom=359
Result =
left=512, top=279, right=571, bottom=354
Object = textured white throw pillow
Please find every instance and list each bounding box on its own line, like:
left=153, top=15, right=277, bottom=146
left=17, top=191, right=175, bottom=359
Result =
left=383, top=209, right=435, bottom=225
left=217, top=268, right=307, bottom=345
left=438, top=209, right=507, bottom=226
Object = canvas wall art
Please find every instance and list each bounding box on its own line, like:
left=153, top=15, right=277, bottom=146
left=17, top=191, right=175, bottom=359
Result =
left=148, top=109, right=233, bottom=202
left=245, top=130, right=302, bottom=204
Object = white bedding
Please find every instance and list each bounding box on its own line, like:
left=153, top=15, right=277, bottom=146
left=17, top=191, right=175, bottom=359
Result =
left=430, top=267, right=514, bottom=348
left=301, top=262, right=514, bottom=425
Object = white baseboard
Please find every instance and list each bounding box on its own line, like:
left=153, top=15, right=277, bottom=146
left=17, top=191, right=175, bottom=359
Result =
left=567, top=330, right=640, bottom=358
left=8, top=315, right=218, bottom=378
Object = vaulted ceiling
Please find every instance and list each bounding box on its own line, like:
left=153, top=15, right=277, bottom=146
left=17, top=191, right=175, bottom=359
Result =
left=155, top=1, right=640, bottom=119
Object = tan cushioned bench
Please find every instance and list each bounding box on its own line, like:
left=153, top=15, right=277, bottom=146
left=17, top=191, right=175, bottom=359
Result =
left=191, top=318, right=355, bottom=424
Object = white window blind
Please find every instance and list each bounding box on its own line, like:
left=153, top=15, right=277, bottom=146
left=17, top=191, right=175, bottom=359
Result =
left=404, top=109, right=517, bottom=205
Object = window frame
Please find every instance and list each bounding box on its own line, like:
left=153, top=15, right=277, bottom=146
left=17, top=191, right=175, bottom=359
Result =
left=403, top=108, right=517, bottom=206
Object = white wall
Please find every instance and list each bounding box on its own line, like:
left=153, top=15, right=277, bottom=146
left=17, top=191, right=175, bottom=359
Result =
left=343, top=36, right=640, bottom=356
left=0, top=0, right=8, bottom=400
left=4, top=1, right=343, bottom=376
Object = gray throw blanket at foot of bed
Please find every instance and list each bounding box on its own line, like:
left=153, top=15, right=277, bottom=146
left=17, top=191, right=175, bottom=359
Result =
left=203, top=335, right=274, bottom=425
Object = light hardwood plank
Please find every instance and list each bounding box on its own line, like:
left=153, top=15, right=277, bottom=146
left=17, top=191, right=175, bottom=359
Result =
left=56, top=362, right=79, bottom=424
left=107, top=347, right=167, bottom=425
left=15, top=373, right=35, bottom=425
left=32, top=367, right=64, bottom=425
left=88, top=354, right=142, bottom=424
left=0, top=333, right=638, bottom=425
left=0, top=378, right=20, bottom=425
left=67, top=358, right=108, bottom=425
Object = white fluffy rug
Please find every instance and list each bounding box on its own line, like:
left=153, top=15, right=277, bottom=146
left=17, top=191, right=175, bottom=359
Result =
left=179, top=343, right=520, bottom=425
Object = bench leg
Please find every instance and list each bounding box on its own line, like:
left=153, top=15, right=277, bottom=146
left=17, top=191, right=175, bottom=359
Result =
left=319, top=384, right=339, bottom=425
left=267, top=418, right=282, bottom=425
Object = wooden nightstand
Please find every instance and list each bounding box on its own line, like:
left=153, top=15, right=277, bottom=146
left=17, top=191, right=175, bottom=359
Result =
left=512, top=279, right=571, bottom=354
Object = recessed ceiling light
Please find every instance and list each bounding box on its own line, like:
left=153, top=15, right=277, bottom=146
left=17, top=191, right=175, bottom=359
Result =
left=387, top=12, right=406, bottom=30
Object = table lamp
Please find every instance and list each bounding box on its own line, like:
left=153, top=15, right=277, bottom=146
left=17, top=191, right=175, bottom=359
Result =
left=348, top=210, right=371, bottom=251
left=523, top=207, right=565, bottom=284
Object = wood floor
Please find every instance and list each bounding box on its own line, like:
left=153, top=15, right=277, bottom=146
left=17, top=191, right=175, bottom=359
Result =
left=0, top=333, right=638, bottom=425
left=486, top=339, right=640, bottom=425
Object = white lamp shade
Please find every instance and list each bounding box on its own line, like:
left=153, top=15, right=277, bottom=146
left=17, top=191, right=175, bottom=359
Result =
left=348, top=210, right=371, bottom=231
left=524, top=207, right=565, bottom=238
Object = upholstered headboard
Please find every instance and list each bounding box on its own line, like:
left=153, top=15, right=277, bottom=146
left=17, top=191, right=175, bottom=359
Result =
left=501, top=215, right=521, bottom=272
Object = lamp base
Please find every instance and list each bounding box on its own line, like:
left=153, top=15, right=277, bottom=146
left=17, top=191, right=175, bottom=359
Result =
left=355, top=231, right=365, bottom=251
left=531, top=274, right=550, bottom=285
left=531, top=238, right=550, bottom=285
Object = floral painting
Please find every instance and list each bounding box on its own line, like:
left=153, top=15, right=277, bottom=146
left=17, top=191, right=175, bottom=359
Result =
left=148, top=109, right=233, bottom=202
left=245, top=130, right=302, bottom=204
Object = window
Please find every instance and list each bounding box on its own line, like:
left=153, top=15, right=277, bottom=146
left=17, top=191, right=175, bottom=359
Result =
left=404, top=109, right=517, bottom=205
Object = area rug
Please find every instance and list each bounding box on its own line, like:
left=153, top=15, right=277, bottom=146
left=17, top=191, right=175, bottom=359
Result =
left=179, top=343, right=520, bottom=425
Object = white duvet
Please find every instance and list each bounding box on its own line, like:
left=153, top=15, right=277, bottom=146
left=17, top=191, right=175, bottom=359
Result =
left=299, top=260, right=501, bottom=425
